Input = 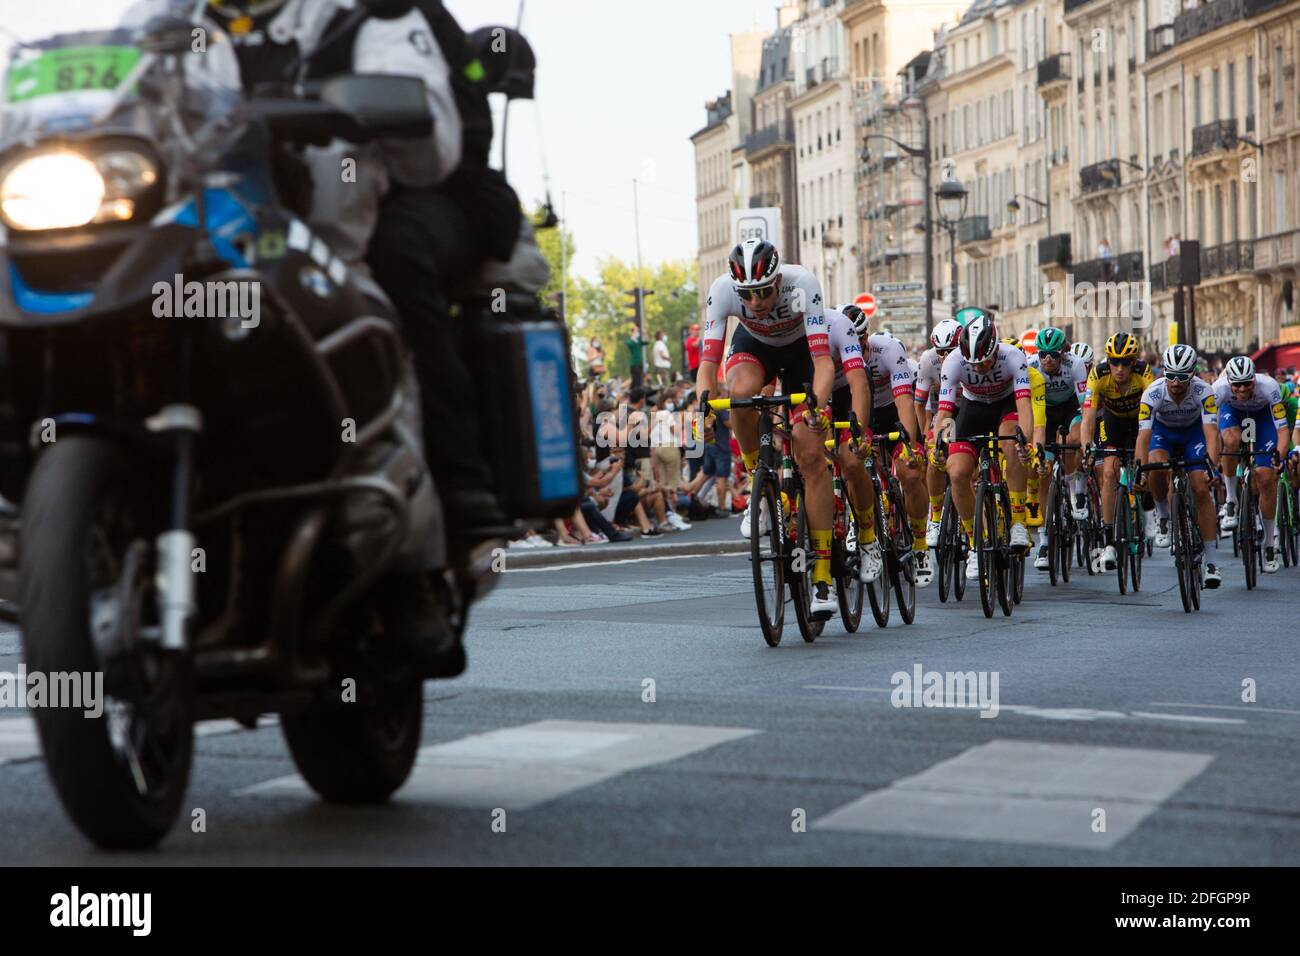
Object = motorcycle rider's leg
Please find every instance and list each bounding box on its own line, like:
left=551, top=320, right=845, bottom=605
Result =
left=367, top=187, right=506, bottom=539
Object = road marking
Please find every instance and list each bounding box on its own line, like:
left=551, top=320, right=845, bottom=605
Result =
left=505, top=551, right=748, bottom=573
left=813, top=739, right=1213, bottom=850
left=1130, top=711, right=1246, bottom=725
left=239, top=719, right=759, bottom=809
left=0, top=715, right=277, bottom=766
left=1149, top=701, right=1300, bottom=717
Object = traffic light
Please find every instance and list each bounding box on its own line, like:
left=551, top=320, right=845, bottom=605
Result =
left=624, top=287, right=654, bottom=324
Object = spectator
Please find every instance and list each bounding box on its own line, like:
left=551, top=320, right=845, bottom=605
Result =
left=687, top=381, right=734, bottom=518
left=1098, top=237, right=1112, bottom=260
left=1169, top=233, right=1181, bottom=257
left=626, top=322, right=645, bottom=390
left=652, top=389, right=687, bottom=518
left=652, top=330, right=673, bottom=387
left=686, top=323, right=702, bottom=376
left=587, top=337, right=606, bottom=380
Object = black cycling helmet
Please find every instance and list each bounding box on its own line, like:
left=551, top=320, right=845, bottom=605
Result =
left=728, top=239, right=781, bottom=291
left=959, top=310, right=999, bottom=363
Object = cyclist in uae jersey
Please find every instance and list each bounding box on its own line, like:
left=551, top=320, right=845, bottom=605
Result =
left=848, top=311, right=931, bottom=584
left=826, top=308, right=884, bottom=581
left=914, top=318, right=962, bottom=546
left=695, top=239, right=837, bottom=616
left=1135, top=344, right=1222, bottom=588
left=1213, top=356, right=1290, bottom=572
left=932, top=310, right=1036, bottom=579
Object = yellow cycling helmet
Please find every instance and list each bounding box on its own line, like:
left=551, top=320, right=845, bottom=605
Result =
left=1105, top=331, right=1139, bottom=360
left=1001, top=336, right=1023, bottom=351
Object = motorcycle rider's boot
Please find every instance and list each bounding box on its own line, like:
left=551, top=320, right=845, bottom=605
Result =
left=382, top=572, right=465, bottom=678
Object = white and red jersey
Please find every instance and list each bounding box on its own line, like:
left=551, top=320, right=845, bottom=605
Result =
left=864, top=333, right=915, bottom=408
left=701, top=264, right=828, bottom=364
left=937, top=343, right=1031, bottom=412
left=827, top=309, right=866, bottom=390
left=913, top=347, right=944, bottom=406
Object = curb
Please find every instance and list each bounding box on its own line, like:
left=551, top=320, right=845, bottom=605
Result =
left=502, top=538, right=749, bottom=568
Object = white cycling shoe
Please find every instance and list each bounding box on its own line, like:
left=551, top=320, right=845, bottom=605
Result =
left=1154, top=518, right=1171, bottom=549
left=859, top=541, right=884, bottom=583
left=1034, top=545, right=1050, bottom=570
left=1202, top=563, right=1222, bottom=589
left=1219, top=502, right=1238, bottom=532
left=965, top=552, right=982, bottom=580
left=1009, top=522, right=1031, bottom=550
left=1071, top=493, right=1090, bottom=521
left=913, top=549, right=934, bottom=586
left=1264, top=547, right=1280, bottom=573
left=1100, top=544, right=1118, bottom=571
left=740, top=500, right=770, bottom=539
left=925, top=520, right=941, bottom=548
left=810, top=583, right=837, bottom=618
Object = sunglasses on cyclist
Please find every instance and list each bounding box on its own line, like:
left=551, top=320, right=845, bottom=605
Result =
left=1164, top=371, right=1193, bottom=382
left=1230, top=380, right=1255, bottom=389
left=1110, top=356, right=1135, bottom=367
left=1038, top=350, right=1063, bottom=361
left=738, top=284, right=777, bottom=303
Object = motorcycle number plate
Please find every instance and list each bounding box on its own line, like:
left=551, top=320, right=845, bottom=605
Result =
left=5, top=46, right=141, bottom=104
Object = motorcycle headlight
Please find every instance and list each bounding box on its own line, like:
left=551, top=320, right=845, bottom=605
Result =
left=0, top=148, right=158, bottom=231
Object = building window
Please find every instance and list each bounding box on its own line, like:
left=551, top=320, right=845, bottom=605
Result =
left=1212, top=67, right=1220, bottom=121
left=1193, top=74, right=1201, bottom=126
left=1227, top=63, right=1236, bottom=120
left=1247, top=55, right=1255, bottom=117
left=1275, top=46, right=1284, bottom=110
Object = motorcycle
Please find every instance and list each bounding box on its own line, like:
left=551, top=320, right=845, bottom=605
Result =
left=0, top=0, right=517, bottom=848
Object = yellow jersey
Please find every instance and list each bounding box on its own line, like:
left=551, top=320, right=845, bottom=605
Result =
left=1085, top=361, right=1154, bottom=419
left=1028, top=366, right=1047, bottom=430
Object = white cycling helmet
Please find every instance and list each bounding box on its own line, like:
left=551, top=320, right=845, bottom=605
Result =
left=1069, top=341, right=1095, bottom=364
left=930, top=318, right=961, bottom=351
left=1162, top=343, right=1198, bottom=376
left=836, top=303, right=870, bottom=336
left=727, top=239, right=781, bottom=291
left=1225, top=355, right=1256, bottom=384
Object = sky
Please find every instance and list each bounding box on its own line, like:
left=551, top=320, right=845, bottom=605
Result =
left=2, top=0, right=786, bottom=280
left=445, top=0, right=781, bottom=281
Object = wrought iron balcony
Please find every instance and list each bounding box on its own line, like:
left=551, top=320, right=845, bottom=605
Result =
left=1191, top=118, right=1237, bottom=158
left=1174, top=0, right=1244, bottom=48
left=1147, top=24, right=1175, bottom=59
left=957, top=215, right=991, bottom=244
left=1037, top=53, right=1070, bottom=88
left=1072, top=251, right=1143, bottom=286
left=1200, top=240, right=1255, bottom=278
left=744, top=122, right=793, bottom=154
left=1080, top=159, right=1120, bottom=193
left=1038, top=233, right=1072, bottom=270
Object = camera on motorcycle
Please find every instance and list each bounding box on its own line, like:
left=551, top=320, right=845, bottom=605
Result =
left=317, top=74, right=433, bottom=139
left=357, top=0, right=419, bottom=17
left=139, top=14, right=199, bottom=54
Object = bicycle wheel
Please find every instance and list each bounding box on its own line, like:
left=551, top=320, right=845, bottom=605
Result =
left=1283, top=481, right=1299, bottom=568
left=835, top=504, right=864, bottom=634
left=1186, top=488, right=1203, bottom=611
left=996, top=486, right=1014, bottom=616
left=865, top=484, right=891, bottom=628
left=888, top=480, right=917, bottom=625
left=749, top=468, right=786, bottom=646
left=791, top=490, right=824, bottom=642
left=1241, top=476, right=1257, bottom=590
left=1045, top=476, right=1062, bottom=586
left=1115, top=490, right=1129, bottom=595
left=1129, top=498, right=1144, bottom=592
left=1057, top=480, right=1073, bottom=584
left=937, top=485, right=954, bottom=603
left=1278, top=482, right=1294, bottom=568
left=974, top=481, right=997, bottom=618
left=1172, top=485, right=1194, bottom=613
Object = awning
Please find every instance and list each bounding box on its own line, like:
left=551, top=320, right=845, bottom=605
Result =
left=1250, top=342, right=1300, bottom=375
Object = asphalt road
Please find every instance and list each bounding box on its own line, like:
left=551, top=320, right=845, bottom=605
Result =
left=2, top=525, right=1299, bottom=865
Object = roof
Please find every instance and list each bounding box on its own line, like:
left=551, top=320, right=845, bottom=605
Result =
left=958, top=0, right=1022, bottom=25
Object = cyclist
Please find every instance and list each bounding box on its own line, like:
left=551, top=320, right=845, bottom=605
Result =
left=697, top=239, right=838, bottom=616
left=915, top=318, right=963, bottom=547
left=1070, top=341, right=1096, bottom=376
left=845, top=304, right=932, bottom=585
left=1214, top=356, right=1291, bottom=573
left=1080, top=332, right=1154, bottom=567
left=1135, top=344, right=1223, bottom=588
left=1002, top=336, right=1049, bottom=548
left=1028, top=327, right=1089, bottom=569
left=932, top=310, right=1036, bottom=580
left=828, top=306, right=884, bottom=582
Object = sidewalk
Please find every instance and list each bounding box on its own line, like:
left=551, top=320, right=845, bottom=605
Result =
left=505, top=513, right=749, bottom=567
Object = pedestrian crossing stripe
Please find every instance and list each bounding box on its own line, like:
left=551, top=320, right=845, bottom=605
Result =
left=0, top=716, right=278, bottom=766
left=239, top=719, right=760, bottom=809
left=812, top=739, right=1213, bottom=850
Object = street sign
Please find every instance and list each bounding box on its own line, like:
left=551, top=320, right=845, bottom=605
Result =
left=879, top=307, right=928, bottom=319
left=877, top=295, right=927, bottom=307
left=872, top=281, right=925, bottom=294
left=855, top=293, right=877, bottom=318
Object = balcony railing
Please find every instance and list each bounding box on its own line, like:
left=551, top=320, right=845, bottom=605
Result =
left=1064, top=0, right=1101, bottom=13
left=957, top=215, right=991, bottom=244
left=1200, top=240, right=1255, bottom=278
left=1073, top=251, right=1143, bottom=285
left=744, top=121, right=793, bottom=154
left=1254, top=228, right=1300, bottom=270
left=749, top=193, right=781, bottom=209
left=1147, top=24, right=1176, bottom=59
left=1174, top=0, right=1243, bottom=48
left=1150, top=259, right=1167, bottom=293
left=1191, top=118, right=1237, bottom=157
left=1037, top=53, right=1070, bottom=87
left=1080, top=159, right=1121, bottom=193
left=1038, top=233, right=1072, bottom=269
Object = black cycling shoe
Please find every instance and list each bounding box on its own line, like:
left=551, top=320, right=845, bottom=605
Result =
left=381, top=572, right=465, bottom=678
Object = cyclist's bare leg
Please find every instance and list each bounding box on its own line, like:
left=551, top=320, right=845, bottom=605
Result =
left=838, top=444, right=875, bottom=518
left=1147, top=448, right=1171, bottom=504
left=948, top=451, right=977, bottom=523
left=1189, top=470, right=1217, bottom=545
left=895, top=446, right=928, bottom=526
left=793, top=422, right=834, bottom=531
left=1219, top=425, right=1241, bottom=505
left=1258, top=465, right=1278, bottom=521
left=724, top=360, right=767, bottom=468
left=997, top=418, right=1027, bottom=494
left=1100, top=454, right=1120, bottom=526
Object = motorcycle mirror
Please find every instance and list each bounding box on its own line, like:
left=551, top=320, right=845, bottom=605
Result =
left=139, top=14, right=197, bottom=54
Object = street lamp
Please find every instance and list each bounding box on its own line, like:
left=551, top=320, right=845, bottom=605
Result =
left=1007, top=192, right=1051, bottom=234
left=863, top=130, right=933, bottom=306
left=935, top=177, right=967, bottom=313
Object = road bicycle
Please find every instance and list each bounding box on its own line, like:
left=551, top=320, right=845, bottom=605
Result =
left=1041, top=436, right=1081, bottom=587
left=1091, top=446, right=1146, bottom=593
left=862, top=429, right=918, bottom=627
left=1138, top=457, right=1204, bottom=613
